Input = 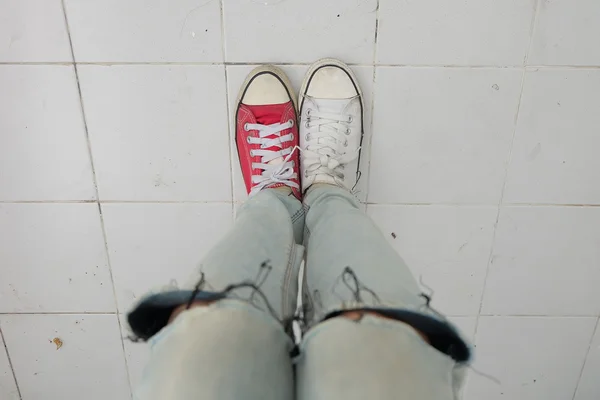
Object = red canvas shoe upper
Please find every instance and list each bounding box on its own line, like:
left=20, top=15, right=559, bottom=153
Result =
left=236, top=101, right=301, bottom=199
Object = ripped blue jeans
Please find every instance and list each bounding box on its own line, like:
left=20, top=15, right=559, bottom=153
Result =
left=127, top=185, right=471, bottom=400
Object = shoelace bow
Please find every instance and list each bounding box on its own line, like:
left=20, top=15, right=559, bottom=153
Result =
left=246, top=120, right=299, bottom=196
left=303, top=109, right=360, bottom=181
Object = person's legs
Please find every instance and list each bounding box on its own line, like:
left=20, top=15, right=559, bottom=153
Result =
left=298, top=185, right=467, bottom=400
left=296, top=59, right=471, bottom=400
left=128, top=66, right=304, bottom=400
left=132, top=189, right=302, bottom=400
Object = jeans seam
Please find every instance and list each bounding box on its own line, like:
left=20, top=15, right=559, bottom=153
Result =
left=291, top=208, right=304, bottom=223
left=282, top=238, right=296, bottom=319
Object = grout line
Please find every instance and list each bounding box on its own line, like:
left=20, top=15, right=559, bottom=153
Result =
left=362, top=0, right=380, bottom=204
left=98, top=200, right=233, bottom=204
left=219, top=0, right=235, bottom=207
left=372, top=0, right=380, bottom=64
left=70, top=61, right=224, bottom=66
left=0, top=327, right=23, bottom=400
left=524, top=0, right=542, bottom=67
left=0, top=312, right=118, bottom=315
left=0, top=200, right=97, bottom=204
left=98, top=208, right=134, bottom=395
left=218, top=0, right=227, bottom=63
left=363, top=68, right=377, bottom=204
left=572, top=316, right=599, bottom=400
left=366, top=202, right=600, bottom=207
left=0, top=62, right=73, bottom=65
left=472, top=3, right=539, bottom=345
left=223, top=66, right=236, bottom=205
left=3, top=61, right=600, bottom=70
left=223, top=67, right=235, bottom=208
left=60, top=1, right=133, bottom=398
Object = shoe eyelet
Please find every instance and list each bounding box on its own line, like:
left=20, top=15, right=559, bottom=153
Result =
left=307, top=108, right=312, bottom=116
left=305, top=133, right=311, bottom=141
left=246, top=136, right=252, bottom=144
left=305, top=121, right=310, bottom=129
left=249, top=150, right=254, bottom=157
left=290, top=133, right=294, bottom=141
left=288, top=119, right=295, bottom=127
left=304, top=171, right=309, bottom=178
left=345, top=128, right=351, bottom=135
left=348, top=116, right=353, bottom=123
left=344, top=140, right=348, bottom=147
left=244, top=123, right=250, bottom=131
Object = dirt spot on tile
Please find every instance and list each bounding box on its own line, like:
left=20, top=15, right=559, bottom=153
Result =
left=52, top=337, right=63, bottom=350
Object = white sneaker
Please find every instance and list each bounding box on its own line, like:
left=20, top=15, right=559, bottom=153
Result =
left=299, top=59, right=364, bottom=193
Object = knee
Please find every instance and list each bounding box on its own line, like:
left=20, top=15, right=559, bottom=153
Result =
left=336, top=310, right=430, bottom=343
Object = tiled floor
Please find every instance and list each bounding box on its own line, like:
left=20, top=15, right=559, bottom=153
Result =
left=1, top=0, right=599, bottom=399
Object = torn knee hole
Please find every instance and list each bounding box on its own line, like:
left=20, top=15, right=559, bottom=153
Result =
left=335, top=310, right=431, bottom=343
left=168, top=300, right=215, bottom=324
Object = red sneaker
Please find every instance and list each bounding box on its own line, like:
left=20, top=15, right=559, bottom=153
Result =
left=235, top=66, right=301, bottom=200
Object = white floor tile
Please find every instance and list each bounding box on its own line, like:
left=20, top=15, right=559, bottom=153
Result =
left=226, top=65, right=373, bottom=203
left=0, top=0, right=71, bottom=62
left=223, top=0, right=377, bottom=63
left=377, top=0, right=536, bottom=66
left=0, top=66, right=95, bottom=201
left=78, top=65, right=231, bottom=201
left=368, top=205, right=497, bottom=315
left=64, top=0, right=223, bottom=62
left=465, top=317, right=596, bottom=400
left=482, top=207, right=600, bottom=316
left=102, top=203, right=232, bottom=313
left=529, top=0, right=600, bottom=66
left=0, top=204, right=115, bottom=313
left=0, top=334, right=19, bottom=400
left=119, top=314, right=150, bottom=392
left=369, top=67, right=522, bottom=204
left=574, top=318, right=600, bottom=400
left=0, top=314, right=130, bottom=400
left=504, top=70, right=600, bottom=205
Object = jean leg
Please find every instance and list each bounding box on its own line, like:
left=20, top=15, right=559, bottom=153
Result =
left=129, top=189, right=304, bottom=399
left=296, top=316, right=459, bottom=400
left=297, top=185, right=469, bottom=400
left=135, top=300, right=294, bottom=400
left=302, top=185, right=423, bottom=320
left=196, top=188, right=305, bottom=320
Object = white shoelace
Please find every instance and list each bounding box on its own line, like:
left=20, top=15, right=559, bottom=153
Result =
left=246, top=120, right=299, bottom=196
left=303, top=109, right=359, bottom=181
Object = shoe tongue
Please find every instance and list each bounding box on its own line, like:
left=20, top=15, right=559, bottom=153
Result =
left=245, top=102, right=289, bottom=125
left=308, top=96, right=353, bottom=114
left=244, top=102, right=291, bottom=166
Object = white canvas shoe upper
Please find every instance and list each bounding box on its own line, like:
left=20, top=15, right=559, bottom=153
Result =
left=299, top=62, right=364, bottom=192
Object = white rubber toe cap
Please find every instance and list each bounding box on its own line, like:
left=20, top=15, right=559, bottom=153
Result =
left=241, top=73, right=291, bottom=105
left=305, top=66, right=358, bottom=99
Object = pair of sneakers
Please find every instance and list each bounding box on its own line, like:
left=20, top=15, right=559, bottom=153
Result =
left=235, top=59, right=364, bottom=200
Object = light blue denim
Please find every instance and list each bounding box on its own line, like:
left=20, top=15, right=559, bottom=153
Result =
left=129, top=186, right=470, bottom=400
